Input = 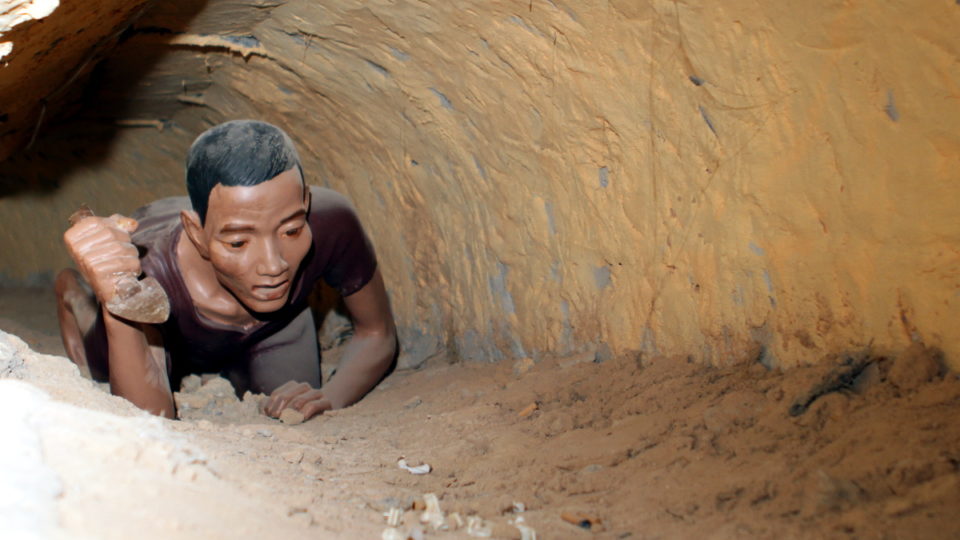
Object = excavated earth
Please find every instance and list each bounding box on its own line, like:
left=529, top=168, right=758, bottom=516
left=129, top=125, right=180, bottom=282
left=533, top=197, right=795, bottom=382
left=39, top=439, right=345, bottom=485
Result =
left=1, top=288, right=959, bottom=539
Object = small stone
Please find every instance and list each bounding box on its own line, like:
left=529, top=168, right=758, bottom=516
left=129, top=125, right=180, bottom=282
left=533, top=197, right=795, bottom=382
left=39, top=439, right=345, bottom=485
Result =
left=180, top=374, right=202, bottom=393
left=287, top=507, right=313, bottom=527
left=280, top=408, right=306, bottom=425
left=176, top=392, right=212, bottom=410
left=513, top=357, right=535, bottom=376
left=300, top=461, right=321, bottom=475
left=404, top=396, right=423, bottom=409
left=202, top=376, right=235, bottom=397
left=302, top=448, right=323, bottom=465
left=517, top=402, right=539, bottom=418
left=282, top=448, right=304, bottom=464
left=257, top=428, right=274, bottom=438
left=559, top=350, right=598, bottom=368
left=888, top=343, right=943, bottom=393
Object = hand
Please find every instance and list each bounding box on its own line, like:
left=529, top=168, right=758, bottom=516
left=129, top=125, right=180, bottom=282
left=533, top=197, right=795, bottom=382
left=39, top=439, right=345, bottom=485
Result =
left=260, top=381, right=332, bottom=421
left=63, top=214, right=141, bottom=305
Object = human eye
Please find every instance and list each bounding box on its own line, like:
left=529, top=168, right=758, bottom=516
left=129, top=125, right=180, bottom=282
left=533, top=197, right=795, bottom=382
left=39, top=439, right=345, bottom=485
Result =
left=223, top=238, right=247, bottom=249
left=283, top=225, right=304, bottom=238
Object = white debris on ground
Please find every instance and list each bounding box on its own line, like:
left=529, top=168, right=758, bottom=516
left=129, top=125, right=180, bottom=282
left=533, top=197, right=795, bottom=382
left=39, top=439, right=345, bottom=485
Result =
left=0, top=329, right=533, bottom=540
left=173, top=373, right=262, bottom=424
left=398, top=457, right=432, bottom=475
left=378, top=491, right=516, bottom=540
left=0, top=330, right=347, bottom=539
left=0, top=381, right=61, bottom=539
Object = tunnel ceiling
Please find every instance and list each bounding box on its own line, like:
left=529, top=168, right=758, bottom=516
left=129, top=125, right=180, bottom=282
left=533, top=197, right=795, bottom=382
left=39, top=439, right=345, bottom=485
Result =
left=0, top=0, right=156, bottom=160
left=1, top=1, right=959, bottom=369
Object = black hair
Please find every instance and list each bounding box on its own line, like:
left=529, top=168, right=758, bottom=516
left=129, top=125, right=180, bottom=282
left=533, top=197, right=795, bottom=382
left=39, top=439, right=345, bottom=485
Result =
left=185, top=120, right=303, bottom=223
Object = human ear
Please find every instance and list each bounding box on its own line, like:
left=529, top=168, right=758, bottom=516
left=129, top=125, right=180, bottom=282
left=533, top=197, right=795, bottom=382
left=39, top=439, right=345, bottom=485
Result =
left=180, top=210, right=210, bottom=259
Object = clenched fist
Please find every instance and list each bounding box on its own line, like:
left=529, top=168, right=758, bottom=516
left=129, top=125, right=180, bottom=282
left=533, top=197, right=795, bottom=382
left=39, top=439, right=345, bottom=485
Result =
left=63, top=213, right=141, bottom=306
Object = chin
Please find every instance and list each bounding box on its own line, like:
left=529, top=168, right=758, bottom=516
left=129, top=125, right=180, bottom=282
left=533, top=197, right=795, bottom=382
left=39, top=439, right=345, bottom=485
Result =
left=239, top=291, right=291, bottom=315
left=246, top=298, right=289, bottom=314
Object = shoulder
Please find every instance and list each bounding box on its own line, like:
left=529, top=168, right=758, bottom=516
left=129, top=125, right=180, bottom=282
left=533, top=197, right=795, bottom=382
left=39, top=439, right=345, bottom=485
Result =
left=307, top=187, right=364, bottom=231
left=130, top=197, right=190, bottom=242
left=301, top=186, right=377, bottom=296
left=309, top=186, right=354, bottom=214
left=131, top=197, right=191, bottom=223
left=130, top=197, right=188, bottom=277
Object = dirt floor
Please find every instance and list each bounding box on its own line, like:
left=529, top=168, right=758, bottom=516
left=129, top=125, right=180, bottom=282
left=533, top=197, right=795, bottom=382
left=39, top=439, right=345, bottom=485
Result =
left=1, top=287, right=959, bottom=539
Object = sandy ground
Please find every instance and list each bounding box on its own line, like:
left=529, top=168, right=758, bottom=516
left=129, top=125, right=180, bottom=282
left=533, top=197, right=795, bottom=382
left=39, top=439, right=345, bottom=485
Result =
left=1, top=287, right=959, bottom=539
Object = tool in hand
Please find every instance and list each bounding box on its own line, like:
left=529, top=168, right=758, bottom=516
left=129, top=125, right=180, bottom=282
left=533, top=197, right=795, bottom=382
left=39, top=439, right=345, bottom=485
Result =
left=69, top=205, right=171, bottom=324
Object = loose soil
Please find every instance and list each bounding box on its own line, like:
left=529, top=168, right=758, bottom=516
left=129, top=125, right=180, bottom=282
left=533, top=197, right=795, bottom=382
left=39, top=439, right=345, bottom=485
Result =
left=1, top=288, right=958, bottom=539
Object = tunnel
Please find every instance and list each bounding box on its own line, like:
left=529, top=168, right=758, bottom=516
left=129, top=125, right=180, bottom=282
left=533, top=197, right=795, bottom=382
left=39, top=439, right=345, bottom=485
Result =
left=0, top=0, right=958, bottom=537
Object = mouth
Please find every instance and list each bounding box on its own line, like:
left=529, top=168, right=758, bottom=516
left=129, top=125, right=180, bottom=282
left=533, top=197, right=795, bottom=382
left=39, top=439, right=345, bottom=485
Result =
left=252, top=280, right=290, bottom=301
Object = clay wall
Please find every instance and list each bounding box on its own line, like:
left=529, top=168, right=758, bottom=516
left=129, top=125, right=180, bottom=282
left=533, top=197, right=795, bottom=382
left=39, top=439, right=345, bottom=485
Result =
left=1, top=1, right=958, bottom=368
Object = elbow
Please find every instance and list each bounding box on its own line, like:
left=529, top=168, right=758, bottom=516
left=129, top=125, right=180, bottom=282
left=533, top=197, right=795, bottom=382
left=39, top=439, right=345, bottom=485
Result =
left=378, top=327, right=398, bottom=370
left=386, top=325, right=398, bottom=354
left=357, top=321, right=397, bottom=360
left=373, top=331, right=398, bottom=386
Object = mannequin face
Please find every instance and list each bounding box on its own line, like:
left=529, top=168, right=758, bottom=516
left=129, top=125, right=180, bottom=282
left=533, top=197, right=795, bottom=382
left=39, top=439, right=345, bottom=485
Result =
left=186, top=168, right=312, bottom=314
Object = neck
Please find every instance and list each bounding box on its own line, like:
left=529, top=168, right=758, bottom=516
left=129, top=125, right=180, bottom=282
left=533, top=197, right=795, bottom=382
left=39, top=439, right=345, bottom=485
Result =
left=175, top=229, right=259, bottom=329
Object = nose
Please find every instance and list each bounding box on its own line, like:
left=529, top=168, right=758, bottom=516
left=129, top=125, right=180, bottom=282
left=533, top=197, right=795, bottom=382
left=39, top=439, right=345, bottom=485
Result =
left=255, top=238, right=289, bottom=277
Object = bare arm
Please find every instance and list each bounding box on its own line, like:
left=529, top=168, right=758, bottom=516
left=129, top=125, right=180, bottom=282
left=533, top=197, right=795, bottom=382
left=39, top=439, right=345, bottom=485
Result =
left=263, top=268, right=396, bottom=418
left=321, top=268, right=397, bottom=408
left=103, top=312, right=174, bottom=418
left=64, top=214, right=175, bottom=418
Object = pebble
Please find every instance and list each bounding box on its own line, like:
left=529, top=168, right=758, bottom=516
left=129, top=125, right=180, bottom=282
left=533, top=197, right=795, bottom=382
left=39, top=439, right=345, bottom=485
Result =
left=286, top=507, right=313, bottom=527
left=888, top=343, right=942, bottom=393
left=180, top=374, right=202, bottom=393
left=280, top=408, right=306, bottom=425
left=513, top=357, right=535, bottom=376
left=300, top=461, right=321, bottom=475
left=302, top=448, right=323, bottom=465
left=281, top=448, right=304, bottom=464
left=518, top=402, right=538, bottom=418
left=559, top=350, right=599, bottom=368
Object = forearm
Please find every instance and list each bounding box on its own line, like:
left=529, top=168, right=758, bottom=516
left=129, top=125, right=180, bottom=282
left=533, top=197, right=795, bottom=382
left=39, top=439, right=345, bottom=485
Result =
left=102, top=308, right=174, bottom=418
left=322, top=329, right=396, bottom=409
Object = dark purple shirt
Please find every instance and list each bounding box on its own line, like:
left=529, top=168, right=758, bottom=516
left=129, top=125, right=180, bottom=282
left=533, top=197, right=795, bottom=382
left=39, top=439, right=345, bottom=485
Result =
left=129, top=186, right=377, bottom=375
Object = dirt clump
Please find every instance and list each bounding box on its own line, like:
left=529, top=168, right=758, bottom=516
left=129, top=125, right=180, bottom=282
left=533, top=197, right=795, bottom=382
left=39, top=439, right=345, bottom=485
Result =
left=886, top=342, right=944, bottom=393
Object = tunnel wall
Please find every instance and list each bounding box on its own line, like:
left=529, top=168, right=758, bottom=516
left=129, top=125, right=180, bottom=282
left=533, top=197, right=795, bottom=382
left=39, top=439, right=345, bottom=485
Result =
left=1, top=0, right=958, bottom=368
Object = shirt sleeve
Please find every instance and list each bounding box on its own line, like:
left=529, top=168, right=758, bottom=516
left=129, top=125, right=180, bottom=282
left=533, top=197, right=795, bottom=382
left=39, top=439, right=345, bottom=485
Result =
left=307, top=187, right=378, bottom=297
